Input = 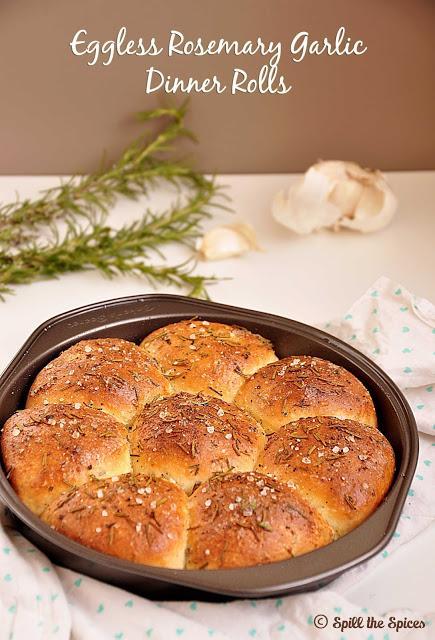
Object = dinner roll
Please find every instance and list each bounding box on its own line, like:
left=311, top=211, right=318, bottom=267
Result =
left=42, top=474, right=188, bottom=568
left=130, top=392, right=265, bottom=493
left=1, top=404, right=130, bottom=515
left=257, top=416, right=395, bottom=536
left=26, top=338, right=171, bottom=424
left=235, top=356, right=377, bottom=433
left=140, top=319, right=277, bottom=402
left=186, top=471, right=333, bottom=569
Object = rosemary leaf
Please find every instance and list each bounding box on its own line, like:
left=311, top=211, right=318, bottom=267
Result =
left=0, top=182, right=221, bottom=300
left=0, top=104, right=227, bottom=300
left=0, top=104, right=203, bottom=248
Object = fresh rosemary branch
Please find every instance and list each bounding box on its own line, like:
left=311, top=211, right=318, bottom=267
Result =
left=0, top=103, right=226, bottom=300
left=0, top=104, right=202, bottom=248
left=0, top=179, right=220, bottom=300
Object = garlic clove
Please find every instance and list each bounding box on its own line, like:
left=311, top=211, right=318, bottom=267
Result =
left=328, top=177, right=364, bottom=217
left=339, top=177, right=398, bottom=233
left=272, top=160, right=397, bottom=234
left=196, top=223, right=260, bottom=261
left=272, top=164, right=343, bottom=234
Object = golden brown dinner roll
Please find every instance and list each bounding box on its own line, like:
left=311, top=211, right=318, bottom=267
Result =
left=26, top=338, right=171, bottom=424
left=130, top=393, right=265, bottom=493
left=140, top=319, right=277, bottom=402
left=186, top=471, right=333, bottom=569
left=257, top=416, right=395, bottom=536
left=42, top=474, right=188, bottom=568
left=1, top=404, right=130, bottom=515
left=235, top=356, right=377, bottom=433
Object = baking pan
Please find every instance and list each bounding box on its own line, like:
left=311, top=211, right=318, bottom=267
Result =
left=0, top=294, right=418, bottom=599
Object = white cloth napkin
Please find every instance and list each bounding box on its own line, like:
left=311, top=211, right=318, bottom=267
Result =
left=1, top=276, right=434, bottom=640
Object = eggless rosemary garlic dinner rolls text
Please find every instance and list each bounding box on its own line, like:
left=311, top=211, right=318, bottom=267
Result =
left=1, top=404, right=131, bottom=514
left=140, top=320, right=277, bottom=402
left=130, top=392, right=265, bottom=493
left=26, top=338, right=171, bottom=424
left=235, top=356, right=377, bottom=433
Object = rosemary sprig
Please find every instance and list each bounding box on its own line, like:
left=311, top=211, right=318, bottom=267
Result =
left=0, top=104, right=226, bottom=300
left=0, top=104, right=202, bottom=248
left=0, top=180, right=220, bottom=300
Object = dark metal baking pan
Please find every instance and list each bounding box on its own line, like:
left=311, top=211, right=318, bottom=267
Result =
left=0, top=294, right=418, bottom=599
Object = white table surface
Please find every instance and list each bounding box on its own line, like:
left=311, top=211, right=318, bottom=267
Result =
left=0, top=172, right=434, bottom=614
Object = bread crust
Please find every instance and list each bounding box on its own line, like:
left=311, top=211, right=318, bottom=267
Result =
left=130, top=392, right=265, bottom=493
left=42, top=474, right=188, bottom=568
left=140, top=320, right=277, bottom=402
left=235, top=356, right=377, bottom=433
left=257, top=416, right=395, bottom=535
left=26, top=338, right=171, bottom=424
left=187, top=471, right=333, bottom=569
left=1, top=404, right=130, bottom=514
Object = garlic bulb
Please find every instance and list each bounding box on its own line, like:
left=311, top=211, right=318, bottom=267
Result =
left=196, top=223, right=259, bottom=261
left=272, top=161, right=398, bottom=234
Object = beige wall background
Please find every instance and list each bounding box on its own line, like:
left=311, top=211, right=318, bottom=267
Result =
left=1, top=0, right=434, bottom=174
